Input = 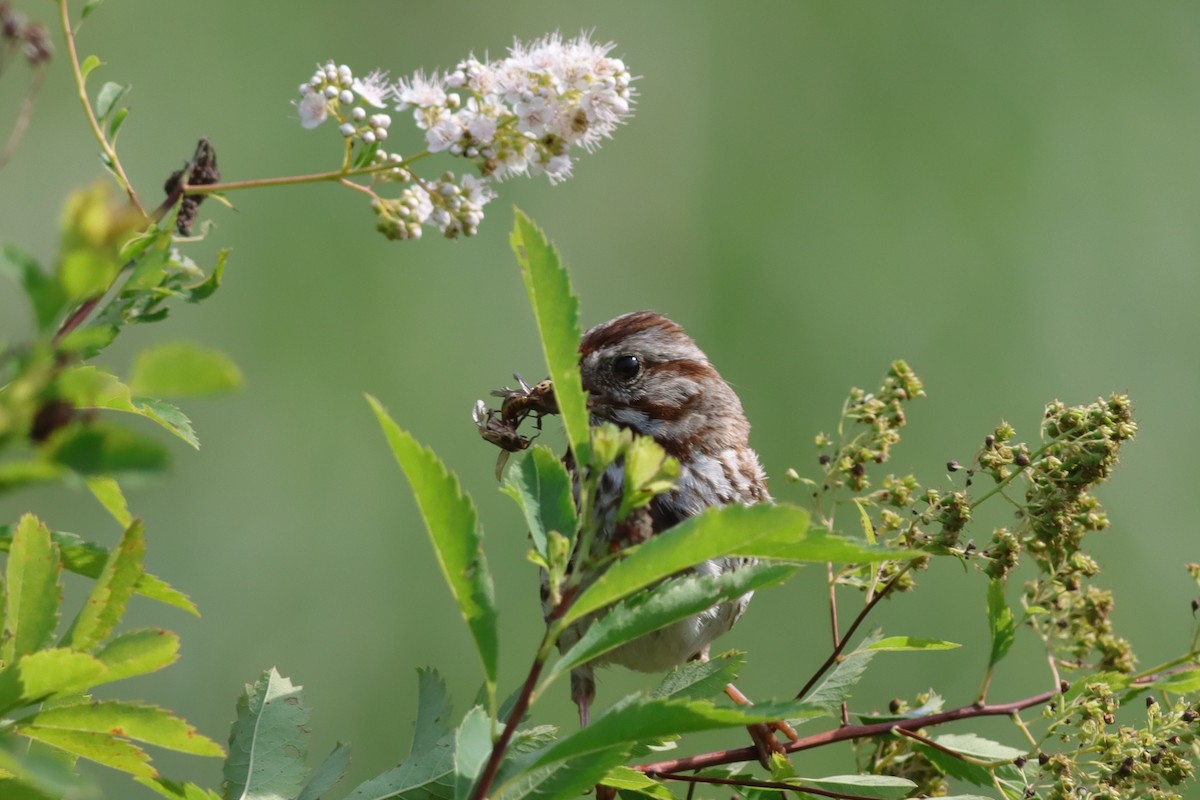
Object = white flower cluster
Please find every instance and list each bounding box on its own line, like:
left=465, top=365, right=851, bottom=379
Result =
left=295, top=32, right=635, bottom=241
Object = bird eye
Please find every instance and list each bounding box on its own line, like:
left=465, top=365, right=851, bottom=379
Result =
left=612, top=354, right=641, bottom=381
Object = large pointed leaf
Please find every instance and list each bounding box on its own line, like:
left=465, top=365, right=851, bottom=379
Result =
left=530, top=695, right=825, bottom=769
left=368, top=397, right=498, bottom=692
left=20, top=700, right=222, bottom=756
left=453, top=707, right=491, bottom=800
left=564, top=504, right=813, bottom=625
left=914, top=733, right=1024, bottom=787
left=500, top=445, right=577, bottom=558
left=794, top=775, right=916, bottom=799
left=804, top=630, right=883, bottom=711
left=58, top=366, right=200, bottom=448
left=861, top=636, right=960, bottom=652
left=223, top=668, right=310, bottom=800
left=548, top=563, right=795, bottom=683
left=95, top=628, right=181, bottom=683
left=85, top=476, right=133, bottom=528
left=494, top=746, right=630, bottom=800
left=510, top=209, right=589, bottom=462
left=3, top=515, right=62, bottom=663
left=0, top=650, right=107, bottom=713
left=17, top=727, right=153, bottom=778
left=70, top=519, right=145, bottom=652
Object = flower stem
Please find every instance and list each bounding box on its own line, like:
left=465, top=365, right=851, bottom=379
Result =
left=182, top=151, right=433, bottom=196
left=56, top=0, right=146, bottom=217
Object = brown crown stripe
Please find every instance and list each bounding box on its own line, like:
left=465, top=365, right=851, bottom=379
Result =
left=579, top=310, right=684, bottom=356
left=649, top=359, right=716, bottom=382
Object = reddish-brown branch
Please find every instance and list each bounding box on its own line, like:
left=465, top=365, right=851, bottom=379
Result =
left=639, top=690, right=1057, bottom=775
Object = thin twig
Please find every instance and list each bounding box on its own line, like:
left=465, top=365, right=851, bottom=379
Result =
left=795, top=563, right=914, bottom=701
left=0, top=65, right=45, bottom=170
left=56, top=0, right=145, bottom=216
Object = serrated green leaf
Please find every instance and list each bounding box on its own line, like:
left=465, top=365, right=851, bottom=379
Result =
left=531, top=695, right=824, bottom=769
left=95, top=628, right=180, bottom=683
left=0, top=650, right=106, bottom=713
left=510, top=209, right=589, bottom=462
left=129, top=342, right=242, bottom=398
left=70, top=519, right=144, bottom=652
left=500, top=445, right=577, bottom=559
left=183, top=250, right=227, bottom=303
left=412, top=668, right=454, bottom=758
left=42, top=422, right=169, bottom=475
left=224, top=668, right=310, bottom=800
left=368, top=396, right=498, bottom=694
left=3, top=515, right=62, bottom=664
left=1, top=244, right=66, bottom=332
left=598, top=766, right=675, bottom=800
left=94, top=82, right=129, bottom=122
left=804, top=630, right=883, bottom=710
left=20, top=700, right=222, bottom=756
left=549, top=564, right=795, bottom=684
left=795, top=774, right=915, bottom=799
left=0, top=527, right=196, bottom=615
left=916, top=733, right=1024, bottom=787
left=296, top=742, right=352, bottom=800
left=134, top=397, right=200, bottom=448
left=564, top=504, right=812, bottom=625
left=136, top=777, right=224, bottom=800
left=654, top=651, right=746, bottom=701
left=57, top=366, right=202, bottom=448
left=86, top=476, right=132, bottom=527
left=495, top=746, right=630, bottom=800
left=346, top=732, right=455, bottom=800
left=80, top=55, right=101, bottom=80
left=453, top=707, right=491, bottom=800
left=17, top=727, right=153, bottom=778
left=861, top=636, right=960, bottom=652
left=987, top=579, right=1015, bottom=667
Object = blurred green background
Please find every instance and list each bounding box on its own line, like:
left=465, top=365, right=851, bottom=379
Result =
left=3, top=1, right=1200, bottom=796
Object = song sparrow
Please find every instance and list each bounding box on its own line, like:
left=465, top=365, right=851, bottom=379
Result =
left=555, top=311, right=788, bottom=752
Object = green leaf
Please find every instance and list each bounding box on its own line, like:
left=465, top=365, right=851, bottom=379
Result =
left=856, top=692, right=944, bottom=724
left=0, top=527, right=197, bottom=615
left=136, top=778, right=224, bottom=800
left=914, top=733, right=1024, bottom=787
left=531, top=695, right=825, bottom=769
left=1157, top=668, right=1200, bottom=694
left=183, top=249, right=227, bottom=303
left=1, top=244, right=66, bottom=332
left=17, top=727, right=153, bottom=778
left=69, top=520, right=145, bottom=652
left=57, top=366, right=201, bottom=448
left=510, top=209, right=589, bottom=462
left=129, top=342, right=242, bottom=398
left=95, top=628, right=181, bottom=684
left=654, top=651, right=746, bottom=701
left=987, top=579, right=1015, bottom=667
left=412, top=668, right=455, bottom=758
left=795, top=774, right=916, bottom=799
left=107, top=107, right=129, bottom=141
left=134, top=397, right=200, bottom=448
left=500, top=445, right=577, bottom=559
left=0, top=650, right=107, bottom=713
left=564, top=504, right=812, bottom=626
left=224, top=668, right=310, bottom=800
left=368, top=396, right=499, bottom=694
left=86, top=476, right=132, bottom=527
left=598, top=766, right=675, bottom=800
left=80, top=55, right=101, bottom=80
left=851, top=497, right=876, bottom=544
left=549, top=563, right=796, bottom=683
left=296, top=742, right=352, bottom=800
left=94, top=82, right=129, bottom=122
left=861, top=636, right=961, bottom=652
left=453, top=707, right=491, bottom=800
left=345, top=732, right=455, bottom=800
left=804, top=630, right=883, bottom=711
left=81, top=1, right=104, bottom=20
left=42, top=422, right=169, bottom=475
left=0, top=728, right=85, bottom=797
left=494, top=746, right=630, bottom=800
left=3, top=515, right=62, bottom=664
left=20, top=700, right=222, bottom=756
